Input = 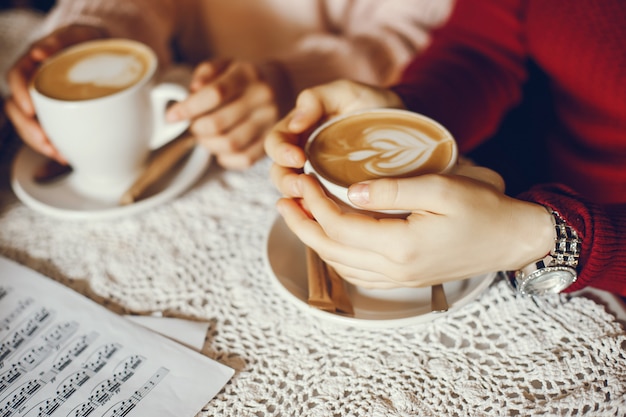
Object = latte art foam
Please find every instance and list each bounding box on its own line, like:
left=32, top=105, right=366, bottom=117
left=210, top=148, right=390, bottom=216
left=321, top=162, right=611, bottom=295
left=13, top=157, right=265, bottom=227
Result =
left=307, top=112, right=455, bottom=187
left=68, top=53, right=145, bottom=89
left=347, top=125, right=443, bottom=177
left=33, top=40, right=152, bottom=101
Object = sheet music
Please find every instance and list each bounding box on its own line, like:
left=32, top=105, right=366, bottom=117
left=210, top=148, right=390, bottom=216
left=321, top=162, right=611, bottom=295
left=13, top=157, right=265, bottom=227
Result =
left=0, top=256, right=233, bottom=417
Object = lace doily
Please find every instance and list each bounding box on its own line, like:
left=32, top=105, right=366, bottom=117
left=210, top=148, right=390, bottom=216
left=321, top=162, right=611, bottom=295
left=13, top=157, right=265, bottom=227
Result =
left=0, top=141, right=625, bottom=417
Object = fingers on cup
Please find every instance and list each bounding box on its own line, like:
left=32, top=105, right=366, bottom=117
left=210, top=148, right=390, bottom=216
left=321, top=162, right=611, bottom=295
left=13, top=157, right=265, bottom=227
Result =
left=270, top=164, right=303, bottom=197
left=29, top=39, right=184, bottom=200
left=264, top=118, right=307, bottom=168
left=4, top=98, right=61, bottom=161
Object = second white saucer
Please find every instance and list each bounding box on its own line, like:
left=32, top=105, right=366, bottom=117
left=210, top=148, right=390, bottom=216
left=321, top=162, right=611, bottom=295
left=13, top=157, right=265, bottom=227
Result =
left=264, top=215, right=496, bottom=328
left=11, top=146, right=211, bottom=221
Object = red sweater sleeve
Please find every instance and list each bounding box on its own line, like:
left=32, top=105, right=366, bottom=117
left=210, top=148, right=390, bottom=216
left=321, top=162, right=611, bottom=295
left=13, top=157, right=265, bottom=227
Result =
left=392, top=0, right=626, bottom=296
left=392, top=0, right=528, bottom=153
left=518, top=185, right=626, bottom=296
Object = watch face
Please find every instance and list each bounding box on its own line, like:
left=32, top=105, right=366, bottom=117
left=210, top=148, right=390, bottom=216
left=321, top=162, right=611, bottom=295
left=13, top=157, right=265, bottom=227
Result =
left=521, top=267, right=577, bottom=296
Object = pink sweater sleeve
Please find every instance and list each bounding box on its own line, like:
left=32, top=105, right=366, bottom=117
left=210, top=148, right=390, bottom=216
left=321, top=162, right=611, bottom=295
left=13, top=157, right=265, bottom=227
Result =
left=35, top=0, right=182, bottom=67
left=278, top=0, right=454, bottom=92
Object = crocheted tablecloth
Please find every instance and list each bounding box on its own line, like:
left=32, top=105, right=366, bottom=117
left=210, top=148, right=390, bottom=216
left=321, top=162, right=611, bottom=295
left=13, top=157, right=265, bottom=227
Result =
left=0, top=139, right=625, bottom=417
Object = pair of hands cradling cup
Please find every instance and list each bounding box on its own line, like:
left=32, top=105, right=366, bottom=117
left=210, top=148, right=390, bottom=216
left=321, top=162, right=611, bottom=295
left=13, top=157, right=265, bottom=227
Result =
left=265, top=79, right=550, bottom=290
left=5, top=24, right=280, bottom=170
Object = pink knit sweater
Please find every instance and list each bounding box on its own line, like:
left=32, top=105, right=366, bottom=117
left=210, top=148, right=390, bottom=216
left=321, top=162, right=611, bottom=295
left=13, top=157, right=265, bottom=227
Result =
left=37, top=0, right=452, bottom=95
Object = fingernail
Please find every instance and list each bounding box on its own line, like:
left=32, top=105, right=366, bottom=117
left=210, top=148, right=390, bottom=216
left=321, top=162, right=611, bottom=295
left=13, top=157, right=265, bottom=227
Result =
left=291, top=176, right=303, bottom=196
left=41, top=144, right=57, bottom=159
left=348, top=183, right=370, bottom=205
left=56, top=153, right=68, bottom=165
left=287, top=148, right=303, bottom=167
left=288, top=110, right=305, bottom=130
left=20, top=97, right=34, bottom=115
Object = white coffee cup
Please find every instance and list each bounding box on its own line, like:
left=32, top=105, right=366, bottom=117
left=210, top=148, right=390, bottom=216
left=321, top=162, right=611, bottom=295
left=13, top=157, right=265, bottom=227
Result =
left=303, top=109, right=459, bottom=300
left=30, top=38, right=190, bottom=202
left=304, top=109, right=458, bottom=213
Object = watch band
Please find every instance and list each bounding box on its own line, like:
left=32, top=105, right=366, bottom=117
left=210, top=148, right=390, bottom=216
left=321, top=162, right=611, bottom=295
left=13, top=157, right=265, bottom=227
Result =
left=550, top=209, right=581, bottom=268
left=506, top=208, right=581, bottom=296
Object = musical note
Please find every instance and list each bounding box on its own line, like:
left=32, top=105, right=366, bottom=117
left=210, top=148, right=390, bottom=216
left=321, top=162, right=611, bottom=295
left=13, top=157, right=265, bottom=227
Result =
left=0, top=343, right=10, bottom=363
left=36, top=397, right=62, bottom=416
left=1, top=316, right=81, bottom=374
left=0, top=308, right=55, bottom=365
left=0, top=298, right=34, bottom=333
left=0, top=365, right=22, bottom=394
left=108, top=399, right=136, bottom=417
left=17, top=344, right=53, bottom=372
left=68, top=333, right=97, bottom=357
left=88, top=379, right=116, bottom=405
left=83, top=343, right=121, bottom=373
left=0, top=257, right=232, bottom=417
left=43, top=321, right=78, bottom=346
left=48, top=333, right=99, bottom=376
left=69, top=402, right=96, bottom=417
left=111, top=355, right=144, bottom=382
left=103, top=368, right=169, bottom=417
left=65, top=370, right=90, bottom=387
left=0, top=379, right=43, bottom=416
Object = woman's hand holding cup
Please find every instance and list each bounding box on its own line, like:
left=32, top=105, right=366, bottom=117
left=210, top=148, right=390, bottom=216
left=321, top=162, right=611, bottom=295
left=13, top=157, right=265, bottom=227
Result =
left=27, top=38, right=190, bottom=203
left=265, top=79, right=405, bottom=199
left=276, top=170, right=532, bottom=290
left=266, top=79, right=519, bottom=290
left=4, top=24, right=108, bottom=163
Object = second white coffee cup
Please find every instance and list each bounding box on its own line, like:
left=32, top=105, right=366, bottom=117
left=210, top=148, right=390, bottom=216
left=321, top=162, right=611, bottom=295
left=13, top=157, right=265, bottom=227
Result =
left=303, top=108, right=458, bottom=213
left=30, top=38, right=190, bottom=203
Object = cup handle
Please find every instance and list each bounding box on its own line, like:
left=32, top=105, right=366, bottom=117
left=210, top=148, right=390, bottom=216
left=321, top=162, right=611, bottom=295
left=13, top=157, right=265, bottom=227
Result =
left=149, top=82, right=190, bottom=150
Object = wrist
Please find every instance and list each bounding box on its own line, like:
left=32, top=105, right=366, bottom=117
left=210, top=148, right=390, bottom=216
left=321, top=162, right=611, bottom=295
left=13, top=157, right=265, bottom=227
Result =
left=506, top=206, right=580, bottom=296
left=507, top=200, right=555, bottom=271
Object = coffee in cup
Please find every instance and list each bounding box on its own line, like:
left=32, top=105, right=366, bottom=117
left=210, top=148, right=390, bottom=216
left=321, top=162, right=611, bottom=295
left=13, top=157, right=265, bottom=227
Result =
left=304, top=109, right=457, bottom=211
left=30, top=38, right=190, bottom=203
left=33, top=40, right=152, bottom=101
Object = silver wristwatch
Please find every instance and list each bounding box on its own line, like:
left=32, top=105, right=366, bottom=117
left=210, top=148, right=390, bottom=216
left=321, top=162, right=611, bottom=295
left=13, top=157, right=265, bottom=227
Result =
left=506, top=208, right=581, bottom=296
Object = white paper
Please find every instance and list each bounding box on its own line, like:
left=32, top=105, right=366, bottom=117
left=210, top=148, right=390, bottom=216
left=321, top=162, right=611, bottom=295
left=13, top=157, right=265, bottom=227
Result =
left=0, top=256, right=233, bottom=417
left=123, top=315, right=210, bottom=352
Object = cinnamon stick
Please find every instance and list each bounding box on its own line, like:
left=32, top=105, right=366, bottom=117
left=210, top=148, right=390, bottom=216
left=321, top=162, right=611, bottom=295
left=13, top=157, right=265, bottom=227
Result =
left=305, top=247, right=334, bottom=312
left=306, top=247, right=354, bottom=316
left=431, top=284, right=449, bottom=312
left=120, top=134, right=196, bottom=205
left=325, top=263, right=354, bottom=316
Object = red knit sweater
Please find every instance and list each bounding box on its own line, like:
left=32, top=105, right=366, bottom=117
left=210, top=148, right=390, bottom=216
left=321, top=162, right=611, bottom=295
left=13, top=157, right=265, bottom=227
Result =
left=393, top=0, right=626, bottom=295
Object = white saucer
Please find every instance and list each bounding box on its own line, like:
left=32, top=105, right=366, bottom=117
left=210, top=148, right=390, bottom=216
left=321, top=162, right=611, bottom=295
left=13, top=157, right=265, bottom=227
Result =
left=10, top=146, right=210, bottom=221
left=264, top=215, right=496, bottom=329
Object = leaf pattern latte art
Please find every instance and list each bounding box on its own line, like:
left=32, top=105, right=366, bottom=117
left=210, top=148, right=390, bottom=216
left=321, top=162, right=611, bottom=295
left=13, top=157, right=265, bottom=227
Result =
left=347, top=126, right=443, bottom=177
